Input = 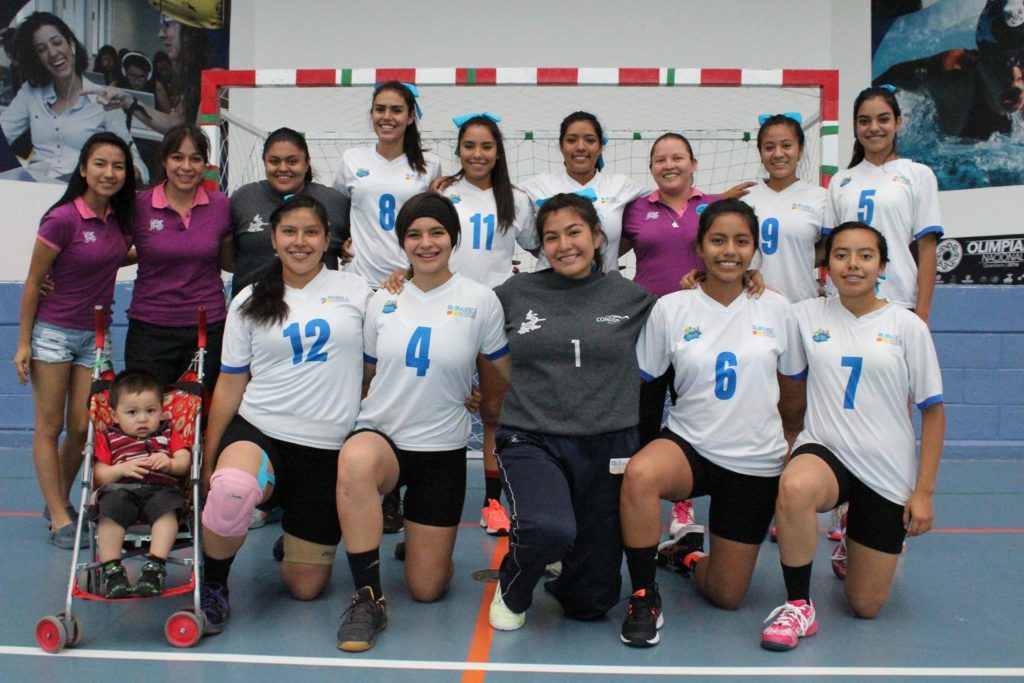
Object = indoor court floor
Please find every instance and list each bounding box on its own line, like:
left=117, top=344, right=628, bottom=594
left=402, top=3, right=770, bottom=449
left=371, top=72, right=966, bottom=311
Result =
left=1, top=450, right=1021, bottom=681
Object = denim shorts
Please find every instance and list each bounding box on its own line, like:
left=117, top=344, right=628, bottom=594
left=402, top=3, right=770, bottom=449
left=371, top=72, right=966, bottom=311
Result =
left=31, top=320, right=111, bottom=368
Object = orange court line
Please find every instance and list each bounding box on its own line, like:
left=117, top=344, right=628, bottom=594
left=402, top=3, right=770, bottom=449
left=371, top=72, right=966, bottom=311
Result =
left=461, top=536, right=508, bottom=683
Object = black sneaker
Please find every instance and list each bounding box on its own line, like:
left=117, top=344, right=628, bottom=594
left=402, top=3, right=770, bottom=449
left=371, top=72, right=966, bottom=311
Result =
left=337, top=586, right=387, bottom=652
left=134, top=560, right=167, bottom=597
left=620, top=584, right=663, bottom=648
left=657, top=530, right=705, bottom=575
left=382, top=491, right=403, bottom=534
left=200, top=582, right=231, bottom=635
left=102, top=561, right=131, bottom=599
left=272, top=535, right=284, bottom=562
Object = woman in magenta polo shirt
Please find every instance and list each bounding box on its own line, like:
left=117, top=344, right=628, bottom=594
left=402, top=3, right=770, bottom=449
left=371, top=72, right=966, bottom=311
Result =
left=14, top=132, right=136, bottom=547
left=125, top=124, right=231, bottom=392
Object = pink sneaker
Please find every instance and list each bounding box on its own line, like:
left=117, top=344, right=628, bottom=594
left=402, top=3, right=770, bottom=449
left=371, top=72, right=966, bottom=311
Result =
left=480, top=499, right=511, bottom=537
left=827, top=502, right=847, bottom=541
left=668, top=499, right=698, bottom=540
left=761, top=599, right=817, bottom=651
left=831, top=533, right=848, bottom=580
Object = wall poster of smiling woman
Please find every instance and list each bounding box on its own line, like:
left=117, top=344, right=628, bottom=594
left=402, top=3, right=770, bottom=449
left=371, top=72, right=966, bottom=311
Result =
left=0, top=0, right=229, bottom=185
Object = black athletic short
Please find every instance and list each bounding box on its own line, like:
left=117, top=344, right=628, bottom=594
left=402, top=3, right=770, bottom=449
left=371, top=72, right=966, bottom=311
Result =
left=219, top=415, right=341, bottom=546
left=350, top=428, right=466, bottom=528
left=96, top=484, right=185, bottom=529
left=658, top=428, right=779, bottom=545
left=791, top=443, right=907, bottom=554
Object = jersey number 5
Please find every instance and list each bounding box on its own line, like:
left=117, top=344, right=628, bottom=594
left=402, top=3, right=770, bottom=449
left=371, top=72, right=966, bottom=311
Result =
left=857, top=189, right=875, bottom=225
left=406, top=326, right=432, bottom=376
left=283, top=319, right=331, bottom=365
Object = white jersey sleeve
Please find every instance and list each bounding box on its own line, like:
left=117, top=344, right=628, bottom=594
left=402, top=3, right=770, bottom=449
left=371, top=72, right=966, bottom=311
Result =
left=742, top=179, right=826, bottom=302
left=357, top=274, right=509, bottom=450
left=792, top=298, right=943, bottom=504
left=824, top=159, right=942, bottom=308
left=636, top=299, right=672, bottom=381
left=657, top=288, right=795, bottom=476
left=334, top=147, right=442, bottom=287
left=446, top=181, right=536, bottom=289
left=222, top=269, right=372, bottom=449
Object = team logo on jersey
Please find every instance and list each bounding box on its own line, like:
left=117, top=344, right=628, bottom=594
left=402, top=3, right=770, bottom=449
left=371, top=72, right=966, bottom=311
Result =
left=320, top=295, right=350, bottom=304
left=875, top=332, right=902, bottom=347
left=596, top=315, right=629, bottom=325
left=149, top=218, right=165, bottom=231
left=83, top=231, right=97, bottom=243
left=598, top=196, right=614, bottom=205
left=382, top=299, right=398, bottom=314
left=247, top=214, right=267, bottom=233
left=695, top=203, right=708, bottom=215
left=751, top=325, right=776, bottom=338
left=446, top=304, right=477, bottom=318
left=812, top=328, right=831, bottom=343
left=891, top=174, right=911, bottom=187
left=790, top=202, right=815, bottom=214
left=404, top=173, right=416, bottom=181
left=839, top=176, right=852, bottom=188
left=645, top=211, right=660, bottom=220
left=447, top=193, right=461, bottom=204
left=681, top=325, right=702, bottom=342
left=355, top=168, right=370, bottom=177
left=517, top=310, right=546, bottom=334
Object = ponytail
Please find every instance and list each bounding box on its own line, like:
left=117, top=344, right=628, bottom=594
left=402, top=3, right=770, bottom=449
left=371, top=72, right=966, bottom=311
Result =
left=239, top=258, right=288, bottom=327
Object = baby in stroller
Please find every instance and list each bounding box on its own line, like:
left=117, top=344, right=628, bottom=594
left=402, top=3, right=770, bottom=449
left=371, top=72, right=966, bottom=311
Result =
left=93, top=369, right=192, bottom=598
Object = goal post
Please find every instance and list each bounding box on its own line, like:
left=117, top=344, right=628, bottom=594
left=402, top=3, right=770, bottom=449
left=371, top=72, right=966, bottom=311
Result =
left=200, top=67, right=838, bottom=452
left=200, top=66, right=839, bottom=196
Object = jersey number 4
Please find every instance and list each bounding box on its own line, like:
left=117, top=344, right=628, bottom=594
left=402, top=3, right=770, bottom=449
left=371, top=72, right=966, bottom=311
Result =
left=405, top=326, right=432, bottom=376
left=283, top=319, right=331, bottom=364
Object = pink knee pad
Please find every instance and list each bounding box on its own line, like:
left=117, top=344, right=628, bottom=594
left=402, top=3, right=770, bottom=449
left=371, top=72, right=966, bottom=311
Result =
left=202, top=468, right=263, bottom=537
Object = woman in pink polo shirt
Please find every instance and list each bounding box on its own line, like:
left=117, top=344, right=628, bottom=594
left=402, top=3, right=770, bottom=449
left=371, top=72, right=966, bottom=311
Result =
left=125, top=123, right=231, bottom=392
left=14, top=131, right=136, bottom=548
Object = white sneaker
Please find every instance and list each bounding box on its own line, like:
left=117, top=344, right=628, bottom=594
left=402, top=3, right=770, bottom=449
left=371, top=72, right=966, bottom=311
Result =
left=489, top=588, right=525, bottom=631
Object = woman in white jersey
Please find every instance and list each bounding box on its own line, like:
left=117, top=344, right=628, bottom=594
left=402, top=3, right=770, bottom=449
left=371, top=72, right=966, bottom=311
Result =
left=759, top=221, right=944, bottom=652
left=741, top=113, right=837, bottom=539
left=334, top=80, right=442, bottom=534
left=334, top=192, right=510, bottom=653
left=333, top=80, right=442, bottom=288
left=520, top=111, right=645, bottom=272
left=440, top=113, right=535, bottom=536
left=198, top=195, right=372, bottom=636
left=619, top=198, right=805, bottom=648
left=825, top=85, right=943, bottom=323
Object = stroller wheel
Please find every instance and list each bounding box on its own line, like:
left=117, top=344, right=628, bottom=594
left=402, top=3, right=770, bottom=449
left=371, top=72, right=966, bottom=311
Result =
left=57, top=612, right=82, bottom=646
left=166, top=610, right=203, bottom=648
left=35, top=616, right=67, bottom=653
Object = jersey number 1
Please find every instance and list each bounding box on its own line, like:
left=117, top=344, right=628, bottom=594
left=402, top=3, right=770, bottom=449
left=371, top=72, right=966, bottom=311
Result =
left=405, top=326, right=432, bottom=376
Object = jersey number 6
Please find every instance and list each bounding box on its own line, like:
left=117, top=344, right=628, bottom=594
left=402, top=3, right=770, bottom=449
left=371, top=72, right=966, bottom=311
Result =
left=714, top=352, right=737, bottom=400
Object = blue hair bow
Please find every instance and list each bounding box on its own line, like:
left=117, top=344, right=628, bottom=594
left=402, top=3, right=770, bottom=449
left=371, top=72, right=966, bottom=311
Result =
left=758, top=112, right=803, bottom=126
left=879, top=83, right=897, bottom=93
left=452, top=112, right=502, bottom=128
left=373, top=81, right=423, bottom=119
left=534, top=187, right=598, bottom=208
left=596, top=134, right=609, bottom=171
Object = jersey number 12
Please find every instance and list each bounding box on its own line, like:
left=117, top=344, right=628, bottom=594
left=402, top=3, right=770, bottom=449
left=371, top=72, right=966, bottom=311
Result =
left=283, top=319, right=331, bottom=365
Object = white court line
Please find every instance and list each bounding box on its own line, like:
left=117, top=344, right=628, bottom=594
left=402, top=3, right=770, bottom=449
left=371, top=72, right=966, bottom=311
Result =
left=2, top=647, right=1023, bottom=677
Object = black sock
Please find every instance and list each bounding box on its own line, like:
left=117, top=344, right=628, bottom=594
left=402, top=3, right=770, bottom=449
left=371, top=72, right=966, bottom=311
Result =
left=347, top=548, right=382, bottom=597
left=624, top=544, right=659, bottom=593
left=484, top=470, right=502, bottom=506
left=202, top=553, right=235, bottom=588
left=781, top=562, right=813, bottom=602
left=146, top=554, right=167, bottom=566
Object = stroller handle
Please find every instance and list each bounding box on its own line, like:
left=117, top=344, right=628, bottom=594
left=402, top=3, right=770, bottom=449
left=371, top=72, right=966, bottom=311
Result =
left=94, top=306, right=105, bottom=350
left=198, top=307, right=207, bottom=350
